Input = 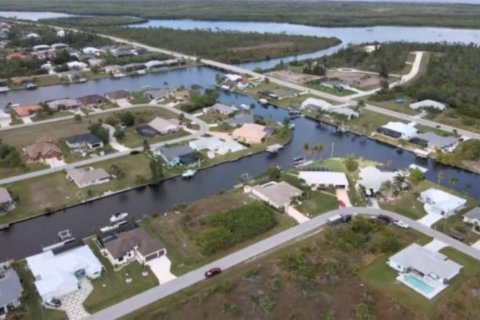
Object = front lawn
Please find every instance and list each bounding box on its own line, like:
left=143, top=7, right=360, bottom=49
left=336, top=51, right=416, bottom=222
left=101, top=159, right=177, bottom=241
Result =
left=121, top=128, right=190, bottom=148
left=296, top=190, right=339, bottom=217
left=83, top=239, right=159, bottom=314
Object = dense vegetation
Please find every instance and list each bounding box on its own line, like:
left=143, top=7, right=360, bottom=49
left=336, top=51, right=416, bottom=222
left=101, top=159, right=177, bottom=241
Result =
left=196, top=202, right=277, bottom=255
left=0, top=143, right=23, bottom=168
left=437, top=140, right=480, bottom=166
left=92, top=27, right=340, bottom=64
left=102, top=52, right=171, bottom=66
left=4, top=0, right=480, bottom=28
left=180, top=89, right=218, bottom=113
left=43, top=15, right=147, bottom=27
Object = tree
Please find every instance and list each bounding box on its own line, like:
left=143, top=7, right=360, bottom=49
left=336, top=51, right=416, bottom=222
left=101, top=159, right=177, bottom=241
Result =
left=343, top=155, right=359, bottom=172
left=74, top=114, right=82, bottom=122
left=88, top=123, right=109, bottom=144
left=354, top=303, right=371, bottom=320
left=409, top=168, right=425, bottom=186
left=379, top=62, right=389, bottom=78
left=311, top=144, right=324, bottom=160
left=266, top=165, right=281, bottom=180
left=302, top=143, right=310, bottom=160
left=437, top=171, right=445, bottom=186
left=119, top=112, right=135, bottom=127
left=149, top=159, right=163, bottom=183
left=143, top=139, right=150, bottom=153
left=450, top=176, right=459, bottom=188
left=379, top=79, right=389, bottom=93
left=114, top=129, right=125, bottom=141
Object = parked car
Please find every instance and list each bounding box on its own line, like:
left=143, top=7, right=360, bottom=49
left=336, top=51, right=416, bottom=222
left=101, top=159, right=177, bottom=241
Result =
left=341, top=214, right=352, bottom=223
left=130, top=150, right=140, bottom=155
left=377, top=214, right=394, bottom=224
left=449, top=233, right=464, bottom=242
left=393, top=220, right=409, bottom=229
left=45, top=298, right=62, bottom=308
left=205, top=267, right=222, bottom=278
left=338, top=200, right=346, bottom=208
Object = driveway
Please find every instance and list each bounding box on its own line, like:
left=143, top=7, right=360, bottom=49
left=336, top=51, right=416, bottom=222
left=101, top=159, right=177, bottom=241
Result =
left=115, top=98, right=131, bottom=108
left=146, top=256, right=177, bottom=284
left=336, top=189, right=352, bottom=207
left=60, top=277, right=93, bottom=320
left=103, top=124, right=130, bottom=152
left=423, top=239, right=448, bottom=252
left=286, top=206, right=310, bottom=224
left=44, top=157, right=66, bottom=168
left=417, top=209, right=443, bottom=227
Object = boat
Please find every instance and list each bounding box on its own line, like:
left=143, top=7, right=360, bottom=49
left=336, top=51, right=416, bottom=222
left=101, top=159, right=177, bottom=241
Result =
left=113, top=73, right=126, bottom=79
left=289, top=123, right=296, bottom=130
left=0, top=87, right=10, bottom=93
left=25, top=83, right=37, bottom=90
left=137, top=70, right=146, bottom=75
left=288, top=108, right=301, bottom=116
left=42, top=229, right=75, bottom=252
left=266, top=144, right=283, bottom=154
left=78, top=77, right=87, bottom=83
left=182, top=169, right=197, bottom=179
left=110, top=212, right=129, bottom=223
left=259, top=98, right=269, bottom=105
left=0, top=224, right=10, bottom=230
left=293, top=156, right=305, bottom=165
left=99, top=220, right=127, bottom=233
left=240, top=104, right=250, bottom=111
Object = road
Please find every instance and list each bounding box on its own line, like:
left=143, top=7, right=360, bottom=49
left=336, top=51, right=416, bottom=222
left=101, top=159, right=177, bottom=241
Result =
left=88, top=207, right=480, bottom=320
left=0, top=104, right=209, bottom=185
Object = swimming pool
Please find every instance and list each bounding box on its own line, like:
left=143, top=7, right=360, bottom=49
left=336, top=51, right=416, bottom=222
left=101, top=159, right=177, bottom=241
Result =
left=404, top=275, right=434, bottom=295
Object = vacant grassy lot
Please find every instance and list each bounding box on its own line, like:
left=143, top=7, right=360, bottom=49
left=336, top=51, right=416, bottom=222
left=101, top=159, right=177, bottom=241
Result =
left=122, top=128, right=189, bottom=148
left=140, top=190, right=296, bottom=275
left=296, top=190, right=338, bottom=217
left=83, top=239, right=158, bottom=313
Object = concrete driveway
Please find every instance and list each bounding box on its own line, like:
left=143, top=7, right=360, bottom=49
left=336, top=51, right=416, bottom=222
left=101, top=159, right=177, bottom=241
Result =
left=44, top=157, right=66, bottom=169
left=146, top=256, right=177, bottom=284
left=417, top=204, right=443, bottom=227
left=60, top=278, right=93, bottom=320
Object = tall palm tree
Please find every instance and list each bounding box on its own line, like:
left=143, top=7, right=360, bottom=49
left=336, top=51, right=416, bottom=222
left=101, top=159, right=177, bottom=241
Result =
left=450, top=176, right=459, bottom=188
left=303, top=143, right=310, bottom=160
left=437, top=171, right=445, bottom=186
left=312, top=144, right=324, bottom=160
left=466, top=183, right=473, bottom=196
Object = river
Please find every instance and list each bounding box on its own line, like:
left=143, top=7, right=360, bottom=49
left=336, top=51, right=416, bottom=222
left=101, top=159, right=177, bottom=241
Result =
left=0, top=15, right=479, bottom=260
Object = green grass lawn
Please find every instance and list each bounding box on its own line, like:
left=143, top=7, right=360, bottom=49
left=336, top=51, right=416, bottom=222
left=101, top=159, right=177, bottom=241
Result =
left=346, top=109, right=404, bottom=135
left=308, top=83, right=357, bottom=96
left=13, top=261, right=68, bottom=320
left=296, top=190, right=339, bottom=217
left=83, top=239, right=159, bottom=314
left=121, top=129, right=190, bottom=148
left=31, top=111, right=75, bottom=122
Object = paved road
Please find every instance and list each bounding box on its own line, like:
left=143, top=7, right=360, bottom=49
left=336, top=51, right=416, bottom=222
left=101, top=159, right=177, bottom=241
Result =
left=88, top=207, right=480, bottom=320
left=0, top=104, right=208, bottom=185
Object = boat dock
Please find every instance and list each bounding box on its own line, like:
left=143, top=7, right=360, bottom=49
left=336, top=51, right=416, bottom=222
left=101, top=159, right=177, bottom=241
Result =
left=266, top=144, right=283, bottom=154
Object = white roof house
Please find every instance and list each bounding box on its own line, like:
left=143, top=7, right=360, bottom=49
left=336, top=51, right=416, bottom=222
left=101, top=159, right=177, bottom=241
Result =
left=298, top=171, right=349, bottom=190
left=379, top=121, right=418, bottom=139
left=224, top=74, right=243, bottom=82
left=148, top=117, right=181, bottom=135
left=0, top=109, right=12, bottom=123
left=82, top=47, right=101, bottom=55
left=419, top=188, right=466, bottom=217
left=248, top=181, right=303, bottom=209
left=388, top=243, right=462, bottom=299
left=358, top=166, right=399, bottom=196
left=66, top=61, right=88, bottom=71
left=300, top=98, right=359, bottom=119
left=189, top=137, right=245, bottom=156
left=67, top=168, right=110, bottom=188
left=410, top=99, right=447, bottom=111
left=203, top=103, right=238, bottom=116
left=26, top=245, right=103, bottom=302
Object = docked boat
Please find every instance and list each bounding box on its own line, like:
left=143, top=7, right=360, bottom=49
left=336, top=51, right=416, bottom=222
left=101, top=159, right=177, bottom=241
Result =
left=42, top=229, right=75, bottom=252
left=240, top=104, right=250, bottom=111
left=182, top=169, right=197, bottom=179
left=289, top=123, right=296, bottom=130
left=78, top=77, right=87, bottom=83
left=293, top=156, right=305, bottom=165
left=99, top=220, right=127, bottom=233
left=110, top=212, right=129, bottom=223
left=113, top=73, right=126, bottom=79
left=259, top=98, right=269, bottom=105
left=25, top=83, right=37, bottom=90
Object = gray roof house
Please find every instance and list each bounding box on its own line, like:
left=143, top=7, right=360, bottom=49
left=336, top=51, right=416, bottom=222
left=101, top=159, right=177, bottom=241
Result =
left=228, top=113, right=255, bottom=127
left=154, top=145, right=198, bottom=166
left=77, top=95, right=107, bottom=108
left=0, top=187, right=14, bottom=214
left=144, top=88, right=172, bottom=101
left=463, top=207, right=480, bottom=225
left=203, top=103, right=238, bottom=116
left=46, top=98, right=79, bottom=111
left=249, top=181, right=303, bottom=210
left=0, top=268, right=23, bottom=316
left=67, top=168, right=110, bottom=188
left=105, top=90, right=130, bottom=101
left=65, top=133, right=104, bottom=150
left=410, top=132, right=459, bottom=152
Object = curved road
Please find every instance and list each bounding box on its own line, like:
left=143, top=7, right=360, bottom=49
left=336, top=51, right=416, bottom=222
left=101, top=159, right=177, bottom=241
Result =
left=88, top=207, right=480, bottom=320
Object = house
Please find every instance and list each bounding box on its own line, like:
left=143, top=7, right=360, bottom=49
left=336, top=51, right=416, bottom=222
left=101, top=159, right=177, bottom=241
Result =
left=33, top=44, right=50, bottom=52
left=378, top=121, right=418, bottom=139
left=387, top=243, right=462, bottom=299
left=123, top=63, right=146, bottom=72
left=66, top=61, right=88, bottom=71
left=67, top=168, right=110, bottom=188
left=104, top=65, right=124, bottom=75
left=0, top=268, right=23, bottom=316
left=248, top=181, right=303, bottom=210
left=463, top=207, right=480, bottom=225
left=82, top=47, right=101, bottom=55
left=298, top=171, right=349, bottom=190
left=410, top=132, right=459, bottom=152
left=23, top=139, right=62, bottom=161
left=0, top=109, right=12, bottom=125
left=144, top=88, right=172, bottom=101
left=31, top=49, right=56, bottom=61
left=5, top=51, right=26, bottom=61
left=10, top=76, right=33, bottom=86
left=358, top=166, right=399, bottom=196
left=147, top=117, right=181, bottom=135
left=136, top=124, right=159, bottom=138
left=65, top=133, right=104, bottom=150
left=224, top=74, right=243, bottom=82
left=105, top=90, right=130, bottom=102
left=0, top=187, right=14, bottom=213
left=77, top=94, right=107, bottom=108
left=228, top=113, right=256, bottom=127
left=189, top=137, right=245, bottom=156
left=174, top=90, right=190, bottom=102
left=46, top=98, right=79, bottom=111
left=26, top=245, right=102, bottom=302
left=232, top=123, right=270, bottom=144
left=51, top=43, right=69, bottom=51
left=133, top=48, right=150, bottom=56
left=154, top=145, right=198, bottom=166
left=24, top=32, right=40, bottom=40
left=145, top=60, right=167, bottom=70
left=419, top=188, right=466, bottom=217
left=56, top=29, right=65, bottom=37
left=13, top=104, right=43, bottom=117
left=99, top=227, right=166, bottom=266
left=300, top=98, right=359, bottom=119
left=88, top=58, right=103, bottom=67
left=57, top=70, right=82, bottom=82
left=203, top=103, right=238, bottom=116
left=410, top=99, right=446, bottom=111
left=264, top=88, right=296, bottom=100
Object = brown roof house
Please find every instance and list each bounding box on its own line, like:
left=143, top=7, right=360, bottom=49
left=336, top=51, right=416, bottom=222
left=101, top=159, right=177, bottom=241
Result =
left=101, top=227, right=166, bottom=266
left=232, top=123, right=271, bottom=145
left=0, top=187, right=15, bottom=214
left=77, top=95, right=107, bottom=108
left=23, top=139, right=62, bottom=161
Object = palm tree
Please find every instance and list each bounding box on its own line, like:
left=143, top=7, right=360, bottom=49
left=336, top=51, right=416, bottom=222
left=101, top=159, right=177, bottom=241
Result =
left=303, top=143, right=310, bottom=160
left=450, top=176, right=459, bottom=189
left=312, top=144, right=324, bottom=160
left=466, top=183, right=473, bottom=196
left=393, top=174, right=406, bottom=192
left=437, top=171, right=445, bottom=186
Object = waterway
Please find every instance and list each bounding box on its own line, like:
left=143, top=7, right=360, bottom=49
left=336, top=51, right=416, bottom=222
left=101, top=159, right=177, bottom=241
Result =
left=0, top=14, right=479, bottom=260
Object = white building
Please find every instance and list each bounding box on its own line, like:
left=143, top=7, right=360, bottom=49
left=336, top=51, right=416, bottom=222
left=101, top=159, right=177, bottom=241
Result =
left=378, top=121, right=418, bottom=139
left=66, top=168, right=110, bottom=188
left=148, top=117, right=181, bottom=135
left=189, top=137, right=245, bottom=156
left=82, top=47, right=102, bottom=55
left=358, top=166, right=399, bottom=196
left=224, top=74, right=242, bottom=82
left=410, top=99, right=447, bottom=111
left=388, top=243, right=462, bottom=299
left=247, top=181, right=303, bottom=210
left=66, top=61, right=88, bottom=71
left=300, top=98, right=359, bottom=119
left=26, top=245, right=103, bottom=302
left=419, top=188, right=466, bottom=217
left=298, top=171, right=349, bottom=190
left=0, top=109, right=12, bottom=127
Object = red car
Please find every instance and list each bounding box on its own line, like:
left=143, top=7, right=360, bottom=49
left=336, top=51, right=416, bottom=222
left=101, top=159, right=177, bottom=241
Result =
left=338, top=200, right=346, bottom=208
left=205, top=267, right=222, bottom=278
